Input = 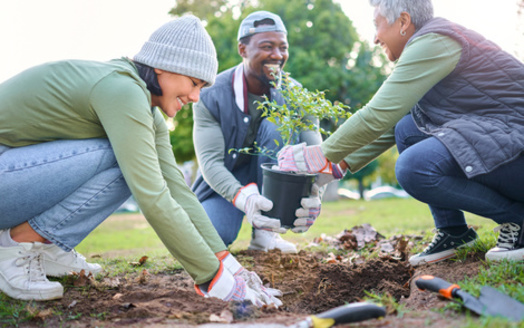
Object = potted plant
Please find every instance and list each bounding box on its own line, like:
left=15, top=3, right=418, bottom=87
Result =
left=230, top=72, right=351, bottom=228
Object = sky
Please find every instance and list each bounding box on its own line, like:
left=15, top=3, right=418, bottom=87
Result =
left=0, top=0, right=521, bottom=83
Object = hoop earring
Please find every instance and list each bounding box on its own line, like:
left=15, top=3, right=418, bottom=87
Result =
left=400, top=30, right=406, bottom=36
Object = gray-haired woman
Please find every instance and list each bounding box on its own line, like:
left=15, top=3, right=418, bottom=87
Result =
left=278, top=0, right=524, bottom=265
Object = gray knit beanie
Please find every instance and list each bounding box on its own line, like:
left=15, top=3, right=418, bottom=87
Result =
left=134, top=15, right=218, bottom=86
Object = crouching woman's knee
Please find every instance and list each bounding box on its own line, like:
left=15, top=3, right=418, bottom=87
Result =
left=395, top=149, right=426, bottom=197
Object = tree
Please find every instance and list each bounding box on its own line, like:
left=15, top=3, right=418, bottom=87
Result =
left=203, top=0, right=387, bottom=106
left=343, top=160, right=378, bottom=199
left=169, top=0, right=226, bottom=19
left=169, top=110, right=195, bottom=163
left=373, top=147, right=399, bottom=186
left=168, top=0, right=388, bottom=163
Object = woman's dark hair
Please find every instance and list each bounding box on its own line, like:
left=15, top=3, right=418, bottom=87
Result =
left=134, top=61, right=162, bottom=96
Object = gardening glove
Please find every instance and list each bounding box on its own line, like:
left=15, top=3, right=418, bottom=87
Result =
left=278, top=143, right=346, bottom=187
left=195, top=261, right=264, bottom=306
left=292, top=183, right=322, bottom=233
left=218, top=252, right=283, bottom=307
left=233, top=183, right=287, bottom=234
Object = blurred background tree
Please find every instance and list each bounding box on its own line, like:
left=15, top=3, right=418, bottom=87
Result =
left=169, top=0, right=390, bottom=187
left=342, top=160, right=379, bottom=199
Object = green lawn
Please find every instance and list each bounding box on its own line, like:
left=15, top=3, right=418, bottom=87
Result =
left=3, top=197, right=523, bottom=328
left=76, top=197, right=497, bottom=257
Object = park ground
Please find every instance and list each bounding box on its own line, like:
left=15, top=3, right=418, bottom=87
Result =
left=1, top=198, right=523, bottom=328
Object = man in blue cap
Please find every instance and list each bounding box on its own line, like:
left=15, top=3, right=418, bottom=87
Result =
left=192, top=11, right=322, bottom=253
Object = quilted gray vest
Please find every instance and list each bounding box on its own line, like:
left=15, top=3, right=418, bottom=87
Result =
left=409, top=18, right=524, bottom=178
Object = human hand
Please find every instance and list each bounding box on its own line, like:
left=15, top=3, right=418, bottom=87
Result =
left=218, top=252, right=283, bottom=307
left=292, top=184, right=321, bottom=233
left=277, top=143, right=345, bottom=178
left=195, top=262, right=265, bottom=306
left=233, top=183, right=287, bottom=234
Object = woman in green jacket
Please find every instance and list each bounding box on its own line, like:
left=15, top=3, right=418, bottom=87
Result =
left=0, top=15, right=281, bottom=306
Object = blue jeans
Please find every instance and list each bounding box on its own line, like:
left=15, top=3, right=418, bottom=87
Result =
left=0, top=139, right=131, bottom=251
left=395, top=115, right=524, bottom=229
left=201, top=119, right=283, bottom=246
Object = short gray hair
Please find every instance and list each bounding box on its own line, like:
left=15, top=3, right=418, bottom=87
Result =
left=369, top=0, right=433, bottom=30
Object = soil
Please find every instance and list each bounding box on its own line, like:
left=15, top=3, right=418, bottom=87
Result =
left=13, top=232, right=487, bottom=328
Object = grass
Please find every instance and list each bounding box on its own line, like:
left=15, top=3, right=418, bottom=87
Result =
left=1, top=197, right=522, bottom=328
left=75, top=197, right=497, bottom=256
left=363, top=257, right=524, bottom=328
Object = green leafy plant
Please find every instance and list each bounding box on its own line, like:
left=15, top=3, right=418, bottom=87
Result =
left=229, top=72, right=351, bottom=159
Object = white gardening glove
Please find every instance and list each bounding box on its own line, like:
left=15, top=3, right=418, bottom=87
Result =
left=195, top=262, right=263, bottom=306
left=219, top=252, right=283, bottom=307
left=233, top=183, right=287, bottom=234
left=277, top=143, right=345, bottom=189
left=292, top=183, right=322, bottom=233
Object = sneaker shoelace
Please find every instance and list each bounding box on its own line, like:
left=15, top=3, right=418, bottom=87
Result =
left=494, top=223, right=521, bottom=250
left=15, top=252, right=47, bottom=282
left=423, top=230, right=445, bottom=253
left=70, top=249, right=86, bottom=261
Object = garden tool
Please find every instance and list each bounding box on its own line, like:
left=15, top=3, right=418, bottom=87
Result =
left=415, top=275, right=524, bottom=321
left=287, top=302, right=386, bottom=328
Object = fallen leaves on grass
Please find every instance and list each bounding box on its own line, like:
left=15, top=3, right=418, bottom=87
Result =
left=309, top=224, right=423, bottom=263
left=129, top=255, right=149, bottom=267
left=101, top=277, right=121, bottom=289
left=26, top=305, right=54, bottom=321
left=69, top=269, right=96, bottom=287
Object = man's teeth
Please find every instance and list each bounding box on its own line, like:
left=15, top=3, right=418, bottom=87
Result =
left=265, top=64, right=280, bottom=71
left=177, top=98, right=184, bottom=107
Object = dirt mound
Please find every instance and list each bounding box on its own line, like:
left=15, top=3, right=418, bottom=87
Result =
left=240, top=250, right=411, bottom=314
left=13, top=235, right=484, bottom=327
left=401, top=254, right=483, bottom=312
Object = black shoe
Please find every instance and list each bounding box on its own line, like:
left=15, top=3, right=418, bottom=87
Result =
left=485, top=221, right=524, bottom=262
left=409, top=228, right=478, bottom=266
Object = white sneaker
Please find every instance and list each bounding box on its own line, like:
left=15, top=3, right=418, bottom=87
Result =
left=0, top=242, right=63, bottom=301
left=248, top=230, right=297, bottom=254
left=485, top=222, right=524, bottom=262
left=41, top=244, right=102, bottom=277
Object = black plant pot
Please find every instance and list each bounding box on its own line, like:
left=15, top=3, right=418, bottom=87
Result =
left=261, top=163, right=317, bottom=228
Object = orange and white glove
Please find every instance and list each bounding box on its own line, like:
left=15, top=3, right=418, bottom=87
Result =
left=218, top=252, right=283, bottom=307
left=233, top=183, right=287, bottom=234
left=277, top=143, right=345, bottom=188
left=195, top=261, right=263, bottom=306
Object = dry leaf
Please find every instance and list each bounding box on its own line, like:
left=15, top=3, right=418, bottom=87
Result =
left=209, top=314, right=224, bottom=322
left=349, top=224, right=385, bottom=249
left=219, top=309, right=234, bottom=323
left=101, top=277, right=121, bottom=289
left=35, top=308, right=54, bottom=319
left=121, top=303, right=135, bottom=309
left=112, top=293, right=124, bottom=300
left=25, top=305, right=53, bottom=320
left=73, top=270, right=95, bottom=287
left=325, top=252, right=338, bottom=263
left=130, top=255, right=149, bottom=267
left=136, top=269, right=149, bottom=284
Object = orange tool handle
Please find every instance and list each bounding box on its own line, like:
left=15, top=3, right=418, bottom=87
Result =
left=415, top=275, right=460, bottom=299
